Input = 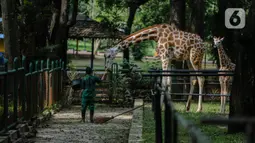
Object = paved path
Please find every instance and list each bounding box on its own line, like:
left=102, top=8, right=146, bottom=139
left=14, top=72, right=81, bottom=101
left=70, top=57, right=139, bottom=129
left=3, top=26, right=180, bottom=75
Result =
left=30, top=105, right=132, bottom=143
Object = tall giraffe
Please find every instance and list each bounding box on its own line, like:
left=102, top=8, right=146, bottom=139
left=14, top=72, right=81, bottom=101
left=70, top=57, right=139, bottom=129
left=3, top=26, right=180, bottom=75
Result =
left=213, top=37, right=235, bottom=113
left=104, top=24, right=206, bottom=112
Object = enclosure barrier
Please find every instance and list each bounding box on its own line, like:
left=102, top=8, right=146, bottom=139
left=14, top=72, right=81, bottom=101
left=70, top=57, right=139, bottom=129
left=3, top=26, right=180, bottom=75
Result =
left=0, top=56, right=64, bottom=134
left=143, top=69, right=255, bottom=143
left=153, top=84, right=211, bottom=143
left=112, top=65, right=234, bottom=102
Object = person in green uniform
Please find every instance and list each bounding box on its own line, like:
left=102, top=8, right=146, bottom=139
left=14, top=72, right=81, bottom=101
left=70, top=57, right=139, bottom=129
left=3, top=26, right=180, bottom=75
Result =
left=81, top=67, right=107, bottom=123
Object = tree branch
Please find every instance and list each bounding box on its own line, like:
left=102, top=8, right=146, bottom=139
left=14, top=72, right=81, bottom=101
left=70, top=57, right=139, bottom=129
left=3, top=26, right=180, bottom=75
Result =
left=67, top=0, right=78, bottom=27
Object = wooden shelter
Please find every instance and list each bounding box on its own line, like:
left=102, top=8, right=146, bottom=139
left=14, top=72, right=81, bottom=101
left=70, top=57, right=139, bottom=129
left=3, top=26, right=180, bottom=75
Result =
left=68, top=14, right=126, bottom=69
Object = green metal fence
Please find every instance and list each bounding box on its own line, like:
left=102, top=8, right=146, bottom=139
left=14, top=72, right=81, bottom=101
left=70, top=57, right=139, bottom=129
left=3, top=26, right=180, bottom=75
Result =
left=0, top=56, right=64, bottom=134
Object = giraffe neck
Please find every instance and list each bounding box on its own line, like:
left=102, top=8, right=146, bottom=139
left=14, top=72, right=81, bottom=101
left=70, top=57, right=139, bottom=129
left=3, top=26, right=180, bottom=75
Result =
left=116, top=24, right=176, bottom=50
left=118, top=29, right=159, bottom=50
left=217, top=45, right=232, bottom=67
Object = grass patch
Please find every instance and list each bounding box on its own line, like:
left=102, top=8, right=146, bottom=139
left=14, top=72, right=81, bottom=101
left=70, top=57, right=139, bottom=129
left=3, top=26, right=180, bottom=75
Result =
left=67, top=40, right=105, bottom=52
left=143, top=102, right=245, bottom=143
left=0, top=106, right=22, bottom=116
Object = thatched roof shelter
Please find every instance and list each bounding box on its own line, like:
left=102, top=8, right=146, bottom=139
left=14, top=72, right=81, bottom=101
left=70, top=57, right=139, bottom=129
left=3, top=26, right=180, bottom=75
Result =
left=68, top=14, right=126, bottom=69
left=68, top=15, right=126, bottom=39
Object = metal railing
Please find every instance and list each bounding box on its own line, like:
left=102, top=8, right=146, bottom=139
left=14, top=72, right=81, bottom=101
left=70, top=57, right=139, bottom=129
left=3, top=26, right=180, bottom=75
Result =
left=143, top=69, right=255, bottom=143
left=144, top=69, right=234, bottom=98
left=0, top=56, right=64, bottom=134
left=152, top=83, right=211, bottom=143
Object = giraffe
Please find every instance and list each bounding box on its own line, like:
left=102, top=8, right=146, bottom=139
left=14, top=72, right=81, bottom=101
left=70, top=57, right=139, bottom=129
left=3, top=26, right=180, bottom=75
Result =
left=104, top=24, right=206, bottom=112
left=213, top=36, right=235, bottom=114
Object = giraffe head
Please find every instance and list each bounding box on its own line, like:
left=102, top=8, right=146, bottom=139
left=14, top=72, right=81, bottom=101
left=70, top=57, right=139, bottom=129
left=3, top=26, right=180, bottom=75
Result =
left=104, top=47, right=119, bottom=70
left=213, top=37, right=224, bottom=49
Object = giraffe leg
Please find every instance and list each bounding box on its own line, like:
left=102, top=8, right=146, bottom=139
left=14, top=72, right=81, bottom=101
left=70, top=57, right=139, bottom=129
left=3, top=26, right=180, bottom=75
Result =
left=166, top=60, right=172, bottom=99
left=185, top=61, right=197, bottom=112
left=189, top=49, right=205, bottom=113
left=222, top=79, right=229, bottom=114
left=219, top=77, right=224, bottom=113
left=196, top=76, right=204, bottom=112
left=160, top=59, right=169, bottom=108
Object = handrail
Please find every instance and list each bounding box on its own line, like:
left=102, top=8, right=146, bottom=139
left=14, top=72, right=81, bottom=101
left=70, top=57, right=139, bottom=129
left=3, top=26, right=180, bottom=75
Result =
left=153, top=85, right=211, bottom=143
left=142, top=73, right=234, bottom=76
left=147, top=68, right=255, bottom=143
left=148, top=69, right=235, bottom=73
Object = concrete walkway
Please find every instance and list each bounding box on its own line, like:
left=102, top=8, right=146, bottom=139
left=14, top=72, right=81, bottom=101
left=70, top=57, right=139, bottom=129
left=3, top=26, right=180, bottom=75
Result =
left=30, top=105, right=132, bottom=143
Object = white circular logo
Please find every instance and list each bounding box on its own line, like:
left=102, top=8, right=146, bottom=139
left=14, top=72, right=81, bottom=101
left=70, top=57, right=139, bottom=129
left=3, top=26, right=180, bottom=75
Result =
left=225, top=8, right=246, bottom=29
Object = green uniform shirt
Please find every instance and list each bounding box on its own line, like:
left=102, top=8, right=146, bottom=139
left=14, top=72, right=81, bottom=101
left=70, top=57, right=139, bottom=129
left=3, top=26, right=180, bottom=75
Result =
left=81, top=74, right=102, bottom=97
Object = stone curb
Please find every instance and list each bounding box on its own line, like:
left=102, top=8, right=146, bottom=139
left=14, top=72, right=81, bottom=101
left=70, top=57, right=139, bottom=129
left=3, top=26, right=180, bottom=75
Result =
left=128, top=99, right=144, bottom=143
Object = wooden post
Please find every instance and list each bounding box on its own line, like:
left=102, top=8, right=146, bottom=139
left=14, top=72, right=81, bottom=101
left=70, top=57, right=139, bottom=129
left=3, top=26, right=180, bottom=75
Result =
left=76, top=39, right=79, bottom=55
left=91, top=38, right=94, bottom=69
left=84, top=38, right=86, bottom=51
left=155, top=87, right=163, bottom=143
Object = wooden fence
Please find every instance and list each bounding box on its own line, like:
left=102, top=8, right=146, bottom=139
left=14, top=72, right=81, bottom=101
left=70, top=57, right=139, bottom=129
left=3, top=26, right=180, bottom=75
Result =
left=0, top=56, right=64, bottom=134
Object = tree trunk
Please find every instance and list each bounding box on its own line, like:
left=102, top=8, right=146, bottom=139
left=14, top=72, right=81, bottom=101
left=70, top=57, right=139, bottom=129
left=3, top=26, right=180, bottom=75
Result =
left=169, top=0, right=186, bottom=70
left=228, top=0, right=255, bottom=134
left=194, top=0, right=204, bottom=39
left=1, top=0, right=19, bottom=68
left=123, top=4, right=138, bottom=68
left=169, top=0, right=186, bottom=30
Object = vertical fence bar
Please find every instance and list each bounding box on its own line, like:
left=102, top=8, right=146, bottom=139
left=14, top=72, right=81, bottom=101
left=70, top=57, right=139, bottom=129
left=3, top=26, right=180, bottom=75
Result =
left=25, top=59, right=29, bottom=120
left=35, top=61, right=38, bottom=114
left=107, top=67, right=113, bottom=103
left=164, top=92, right=171, bottom=143
left=58, top=60, right=60, bottom=99
left=22, top=57, right=26, bottom=120
left=169, top=98, right=174, bottom=143
left=13, top=58, right=18, bottom=123
left=246, top=123, right=255, bottom=143
left=51, top=61, right=54, bottom=105
left=40, top=60, right=44, bottom=112
left=155, top=86, right=162, bottom=143
left=3, top=61, right=8, bottom=132
left=172, top=113, right=178, bottom=143
left=29, top=63, right=33, bottom=119
left=55, top=60, right=59, bottom=101
left=61, top=61, right=65, bottom=91
left=47, top=59, right=50, bottom=107
left=59, top=59, right=61, bottom=93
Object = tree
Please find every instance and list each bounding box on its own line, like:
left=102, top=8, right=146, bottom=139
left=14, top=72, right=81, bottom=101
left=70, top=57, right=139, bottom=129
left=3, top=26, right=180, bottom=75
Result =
left=123, top=0, right=149, bottom=67
left=225, top=0, right=255, bottom=134
left=169, top=0, right=186, bottom=30
left=97, top=0, right=149, bottom=67
left=168, top=0, right=186, bottom=70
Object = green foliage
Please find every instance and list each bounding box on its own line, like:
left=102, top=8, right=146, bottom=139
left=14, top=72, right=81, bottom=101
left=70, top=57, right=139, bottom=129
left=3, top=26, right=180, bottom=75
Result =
left=110, top=60, right=143, bottom=106
left=131, top=45, right=144, bottom=61
left=133, top=0, right=169, bottom=29
left=42, top=102, right=62, bottom=116
left=130, top=41, right=156, bottom=61
left=143, top=59, right=161, bottom=70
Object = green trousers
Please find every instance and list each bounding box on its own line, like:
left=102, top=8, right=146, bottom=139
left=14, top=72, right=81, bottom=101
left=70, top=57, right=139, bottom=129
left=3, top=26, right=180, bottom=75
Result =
left=81, top=95, right=95, bottom=112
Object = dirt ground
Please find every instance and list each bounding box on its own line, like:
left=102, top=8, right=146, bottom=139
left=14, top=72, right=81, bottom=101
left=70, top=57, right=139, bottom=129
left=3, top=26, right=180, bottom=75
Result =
left=30, top=105, right=132, bottom=143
